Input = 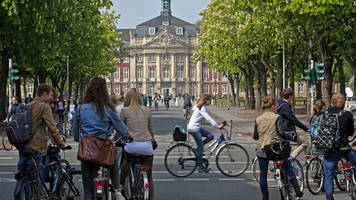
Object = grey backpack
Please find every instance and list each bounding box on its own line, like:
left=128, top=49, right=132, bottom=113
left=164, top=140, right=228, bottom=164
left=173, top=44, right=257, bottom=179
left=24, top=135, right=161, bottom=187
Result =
left=315, top=110, right=345, bottom=151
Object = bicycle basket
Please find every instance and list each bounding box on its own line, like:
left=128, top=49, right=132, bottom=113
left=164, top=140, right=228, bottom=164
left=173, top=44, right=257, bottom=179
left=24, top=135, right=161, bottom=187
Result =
left=172, top=125, right=187, bottom=142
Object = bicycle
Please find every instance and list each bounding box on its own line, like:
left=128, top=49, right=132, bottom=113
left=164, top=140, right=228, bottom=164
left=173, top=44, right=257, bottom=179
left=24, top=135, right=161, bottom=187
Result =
left=15, top=145, right=81, bottom=200
left=94, top=166, right=117, bottom=200
left=164, top=122, right=250, bottom=177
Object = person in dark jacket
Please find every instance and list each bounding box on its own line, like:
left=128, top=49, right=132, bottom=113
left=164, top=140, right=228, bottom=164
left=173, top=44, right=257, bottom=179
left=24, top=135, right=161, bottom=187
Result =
left=323, top=94, right=355, bottom=200
left=3, top=96, right=24, bottom=122
left=277, top=88, right=309, bottom=159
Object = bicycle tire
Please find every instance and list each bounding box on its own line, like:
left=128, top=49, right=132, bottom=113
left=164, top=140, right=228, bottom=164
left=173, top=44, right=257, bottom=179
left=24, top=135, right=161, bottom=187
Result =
left=136, top=171, right=150, bottom=200
left=19, top=177, right=48, bottom=200
left=2, top=135, right=13, bottom=151
left=306, top=157, right=324, bottom=195
left=216, top=143, right=249, bottom=177
left=57, top=170, right=82, bottom=200
left=351, top=171, right=356, bottom=200
left=123, top=176, right=132, bottom=200
left=278, top=167, right=288, bottom=200
left=290, top=158, right=304, bottom=196
left=335, top=160, right=347, bottom=191
left=252, top=157, right=279, bottom=188
left=164, top=143, right=197, bottom=177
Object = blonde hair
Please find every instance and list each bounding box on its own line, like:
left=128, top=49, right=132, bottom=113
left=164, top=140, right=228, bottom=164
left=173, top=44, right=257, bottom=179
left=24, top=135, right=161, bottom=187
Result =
left=331, top=94, right=345, bottom=108
left=197, top=94, right=211, bottom=110
left=124, top=88, right=143, bottom=113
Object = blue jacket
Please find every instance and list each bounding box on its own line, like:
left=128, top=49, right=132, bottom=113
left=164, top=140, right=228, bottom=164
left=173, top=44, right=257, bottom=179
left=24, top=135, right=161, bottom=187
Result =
left=7, top=103, right=24, bottom=120
left=72, top=103, right=128, bottom=142
left=277, top=99, right=308, bottom=132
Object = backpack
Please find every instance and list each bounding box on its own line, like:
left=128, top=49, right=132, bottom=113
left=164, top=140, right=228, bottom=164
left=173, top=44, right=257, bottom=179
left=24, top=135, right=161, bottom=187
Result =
left=6, top=102, right=40, bottom=147
left=315, top=110, right=345, bottom=151
left=276, top=116, right=298, bottom=142
left=310, top=114, right=323, bottom=140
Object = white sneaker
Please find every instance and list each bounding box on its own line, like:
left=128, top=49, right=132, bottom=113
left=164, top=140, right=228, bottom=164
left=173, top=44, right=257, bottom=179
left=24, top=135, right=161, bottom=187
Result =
left=115, top=189, right=124, bottom=200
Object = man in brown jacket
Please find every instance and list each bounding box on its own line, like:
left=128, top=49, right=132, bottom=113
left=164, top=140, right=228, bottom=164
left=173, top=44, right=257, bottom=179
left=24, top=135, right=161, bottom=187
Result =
left=14, top=84, right=70, bottom=199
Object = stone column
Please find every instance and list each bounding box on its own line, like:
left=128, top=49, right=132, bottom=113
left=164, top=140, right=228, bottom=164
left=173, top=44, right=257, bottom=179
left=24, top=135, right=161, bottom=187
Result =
left=129, top=53, right=136, bottom=88
left=185, top=54, right=190, bottom=94
left=196, top=60, right=203, bottom=97
left=171, top=54, right=176, bottom=95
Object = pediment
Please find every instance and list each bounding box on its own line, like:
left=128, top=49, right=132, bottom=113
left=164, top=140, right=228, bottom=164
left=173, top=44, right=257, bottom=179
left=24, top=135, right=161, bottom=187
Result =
left=142, top=28, right=190, bottom=48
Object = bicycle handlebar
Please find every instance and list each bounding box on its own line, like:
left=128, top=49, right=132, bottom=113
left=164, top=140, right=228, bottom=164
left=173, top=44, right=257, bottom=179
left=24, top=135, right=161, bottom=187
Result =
left=114, top=136, right=133, bottom=147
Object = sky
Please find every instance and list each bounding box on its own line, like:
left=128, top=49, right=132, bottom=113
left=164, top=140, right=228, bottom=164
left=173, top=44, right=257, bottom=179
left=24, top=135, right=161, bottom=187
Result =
left=113, top=0, right=210, bottom=28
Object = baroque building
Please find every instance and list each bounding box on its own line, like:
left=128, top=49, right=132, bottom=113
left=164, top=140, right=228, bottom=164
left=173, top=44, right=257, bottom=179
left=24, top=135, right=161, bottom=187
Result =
left=108, top=0, right=228, bottom=97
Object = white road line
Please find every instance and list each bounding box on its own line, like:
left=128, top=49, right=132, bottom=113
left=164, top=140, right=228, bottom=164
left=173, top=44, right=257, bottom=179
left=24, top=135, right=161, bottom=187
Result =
left=218, top=178, right=246, bottom=181
left=0, top=157, right=14, bottom=160
left=153, top=179, right=175, bottom=182
left=184, top=178, right=210, bottom=181
left=0, top=172, right=15, bottom=175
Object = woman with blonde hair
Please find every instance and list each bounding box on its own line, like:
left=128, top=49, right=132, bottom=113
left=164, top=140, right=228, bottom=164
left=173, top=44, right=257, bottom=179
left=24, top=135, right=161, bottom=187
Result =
left=187, top=94, right=224, bottom=173
left=119, top=88, right=155, bottom=199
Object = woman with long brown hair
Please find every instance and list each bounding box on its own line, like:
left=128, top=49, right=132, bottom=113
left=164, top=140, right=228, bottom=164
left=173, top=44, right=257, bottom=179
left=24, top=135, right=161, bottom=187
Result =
left=72, top=77, right=128, bottom=200
left=187, top=94, right=224, bottom=173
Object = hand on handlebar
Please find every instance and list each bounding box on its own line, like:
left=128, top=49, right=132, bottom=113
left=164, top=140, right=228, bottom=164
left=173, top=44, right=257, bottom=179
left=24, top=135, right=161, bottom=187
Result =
left=218, top=123, right=225, bottom=129
left=62, top=144, right=72, bottom=150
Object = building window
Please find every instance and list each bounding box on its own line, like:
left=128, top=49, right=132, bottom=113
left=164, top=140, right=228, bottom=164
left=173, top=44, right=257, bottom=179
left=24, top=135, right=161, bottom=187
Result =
left=115, top=86, right=120, bottom=94
left=162, top=21, right=169, bottom=26
left=298, top=83, right=304, bottom=94
left=124, top=68, right=129, bottom=78
left=149, top=68, right=155, bottom=79
left=137, top=55, right=142, bottom=62
left=114, top=69, right=120, bottom=80
left=27, top=84, right=33, bottom=94
left=176, top=27, right=183, bottom=35
left=163, top=67, right=169, bottom=78
left=190, top=85, right=195, bottom=96
left=149, top=27, right=155, bottom=36
left=137, top=67, right=142, bottom=79
left=203, top=85, right=209, bottom=94
left=177, top=55, right=183, bottom=63
left=177, top=67, right=183, bottom=79
left=107, top=85, right=111, bottom=94
left=222, top=85, right=227, bottom=94
left=203, top=67, right=208, bottom=79
left=150, top=86, right=155, bottom=96
left=138, top=85, right=142, bottom=93
left=213, top=68, right=218, bottom=80
left=124, top=85, right=129, bottom=94
left=163, top=55, right=169, bottom=61
left=149, top=55, right=155, bottom=62
left=190, top=67, right=195, bottom=78
left=123, top=57, right=129, bottom=63
left=178, top=86, right=183, bottom=95
left=213, top=85, right=218, bottom=95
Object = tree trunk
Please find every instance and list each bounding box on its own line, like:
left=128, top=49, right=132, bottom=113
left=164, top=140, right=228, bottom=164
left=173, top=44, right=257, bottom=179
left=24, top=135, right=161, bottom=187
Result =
left=345, top=55, right=356, bottom=100
left=244, top=81, right=249, bottom=109
left=270, top=70, right=276, bottom=99
left=33, top=78, right=38, bottom=98
left=228, top=76, right=236, bottom=106
left=0, top=50, right=10, bottom=119
left=277, top=50, right=283, bottom=99
left=319, top=37, right=334, bottom=107
left=15, top=79, right=21, bottom=102
left=289, top=65, right=296, bottom=112
left=235, top=73, right=240, bottom=107
left=336, top=57, right=346, bottom=97
left=247, top=67, right=255, bottom=110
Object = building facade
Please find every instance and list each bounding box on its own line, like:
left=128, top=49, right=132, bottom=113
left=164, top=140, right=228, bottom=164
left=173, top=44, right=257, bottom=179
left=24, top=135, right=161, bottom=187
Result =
left=107, top=0, right=228, bottom=97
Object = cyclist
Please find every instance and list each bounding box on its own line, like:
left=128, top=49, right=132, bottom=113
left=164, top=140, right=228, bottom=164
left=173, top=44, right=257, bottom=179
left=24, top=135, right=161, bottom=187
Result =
left=14, top=84, right=71, bottom=200
left=72, top=77, right=129, bottom=200
left=119, top=88, right=155, bottom=200
left=253, top=96, right=303, bottom=200
left=164, top=94, right=170, bottom=109
left=322, top=94, right=355, bottom=200
left=309, top=100, right=326, bottom=150
left=277, top=88, right=309, bottom=159
left=187, top=94, right=224, bottom=173
left=3, top=96, right=24, bottom=123
left=183, top=93, right=192, bottom=116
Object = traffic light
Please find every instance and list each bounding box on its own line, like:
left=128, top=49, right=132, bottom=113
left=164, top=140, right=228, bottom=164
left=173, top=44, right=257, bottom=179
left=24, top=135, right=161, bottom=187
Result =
left=314, top=61, right=324, bottom=82
left=9, top=62, right=19, bottom=83
left=303, top=69, right=312, bottom=81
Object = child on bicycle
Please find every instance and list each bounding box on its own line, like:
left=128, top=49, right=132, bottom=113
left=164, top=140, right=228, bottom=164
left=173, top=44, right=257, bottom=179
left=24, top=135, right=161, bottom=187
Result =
left=253, top=96, right=303, bottom=200
left=187, top=94, right=224, bottom=173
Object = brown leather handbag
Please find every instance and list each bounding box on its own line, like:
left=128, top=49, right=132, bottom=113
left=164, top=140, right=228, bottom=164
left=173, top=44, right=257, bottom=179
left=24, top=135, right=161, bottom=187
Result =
left=77, top=106, right=115, bottom=167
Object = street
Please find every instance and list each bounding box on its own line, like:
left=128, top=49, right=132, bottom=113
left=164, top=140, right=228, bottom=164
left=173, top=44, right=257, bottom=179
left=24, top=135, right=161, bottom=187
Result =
left=0, top=103, right=351, bottom=200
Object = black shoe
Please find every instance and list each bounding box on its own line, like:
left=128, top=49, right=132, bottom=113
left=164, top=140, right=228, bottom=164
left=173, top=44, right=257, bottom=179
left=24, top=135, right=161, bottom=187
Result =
left=198, top=166, right=211, bottom=173
left=291, top=179, right=303, bottom=197
left=261, top=191, right=269, bottom=200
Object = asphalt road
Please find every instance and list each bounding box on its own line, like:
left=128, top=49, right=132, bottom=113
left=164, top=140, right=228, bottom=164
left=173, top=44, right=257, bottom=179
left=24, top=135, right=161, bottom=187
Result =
left=0, top=103, right=350, bottom=200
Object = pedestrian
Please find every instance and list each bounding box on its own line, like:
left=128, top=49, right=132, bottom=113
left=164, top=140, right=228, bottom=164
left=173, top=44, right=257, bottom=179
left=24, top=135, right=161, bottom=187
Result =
left=253, top=96, right=303, bottom=200
left=25, top=94, right=33, bottom=104
left=187, top=94, right=224, bottom=173
left=3, top=96, right=24, bottom=122
left=13, top=84, right=71, bottom=200
left=57, top=98, right=65, bottom=123
left=148, top=95, right=152, bottom=108
left=277, top=88, right=309, bottom=159
left=309, top=100, right=326, bottom=144
left=322, top=94, right=355, bottom=200
left=68, top=97, right=76, bottom=121
left=142, top=94, right=148, bottom=107
left=120, top=88, right=155, bottom=200
left=72, top=77, right=129, bottom=200
left=164, top=94, right=170, bottom=109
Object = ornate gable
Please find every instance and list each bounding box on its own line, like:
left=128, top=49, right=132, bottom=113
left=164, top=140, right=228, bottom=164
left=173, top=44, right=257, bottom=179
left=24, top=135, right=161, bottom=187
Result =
left=142, top=27, right=190, bottom=49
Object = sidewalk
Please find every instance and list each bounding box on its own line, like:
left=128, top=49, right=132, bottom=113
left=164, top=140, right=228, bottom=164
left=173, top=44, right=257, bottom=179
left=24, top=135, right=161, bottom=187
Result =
left=209, top=106, right=308, bottom=137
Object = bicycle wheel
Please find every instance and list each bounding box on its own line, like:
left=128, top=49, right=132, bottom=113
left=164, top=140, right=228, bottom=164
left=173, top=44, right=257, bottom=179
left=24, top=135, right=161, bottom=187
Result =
left=123, top=176, right=132, bottom=200
left=306, top=157, right=324, bottom=195
left=19, top=178, right=48, bottom=200
left=164, top=143, right=197, bottom=177
left=216, top=143, right=249, bottom=177
left=57, top=170, right=82, bottom=200
left=335, top=160, right=347, bottom=191
left=252, top=157, right=278, bottom=187
left=278, top=168, right=288, bottom=200
left=2, top=135, right=13, bottom=151
left=351, top=171, right=356, bottom=200
left=290, top=158, right=304, bottom=195
left=136, top=171, right=150, bottom=200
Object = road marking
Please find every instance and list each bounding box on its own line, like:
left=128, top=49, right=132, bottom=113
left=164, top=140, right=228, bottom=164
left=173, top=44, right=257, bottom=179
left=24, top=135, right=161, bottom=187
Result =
left=218, top=178, right=245, bottom=181
left=153, top=179, right=175, bottom=182
left=0, top=178, right=16, bottom=182
left=0, top=157, right=14, bottom=160
left=0, top=172, right=15, bottom=175
left=184, top=178, right=210, bottom=181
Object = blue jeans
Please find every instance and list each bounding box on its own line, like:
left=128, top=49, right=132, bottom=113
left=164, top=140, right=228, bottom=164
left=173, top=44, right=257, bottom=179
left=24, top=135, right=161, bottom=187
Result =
left=14, top=147, right=44, bottom=200
left=190, top=128, right=214, bottom=167
left=324, top=150, right=356, bottom=200
left=257, top=157, right=297, bottom=194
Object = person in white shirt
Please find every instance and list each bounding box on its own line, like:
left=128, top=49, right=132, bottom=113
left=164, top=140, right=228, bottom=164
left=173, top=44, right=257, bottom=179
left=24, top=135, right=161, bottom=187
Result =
left=187, top=94, right=224, bottom=173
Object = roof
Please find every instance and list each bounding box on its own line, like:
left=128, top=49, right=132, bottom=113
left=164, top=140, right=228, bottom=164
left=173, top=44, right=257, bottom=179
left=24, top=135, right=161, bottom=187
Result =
left=116, top=29, right=132, bottom=41
left=137, top=14, right=194, bottom=27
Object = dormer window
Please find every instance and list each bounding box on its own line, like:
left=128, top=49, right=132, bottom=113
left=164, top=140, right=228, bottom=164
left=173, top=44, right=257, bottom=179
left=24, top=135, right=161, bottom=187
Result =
left=149, top=27, right=155, bottom=36
left=162, top=21, right=169, bottom=26
left=176, top=27, right=183, bottom=35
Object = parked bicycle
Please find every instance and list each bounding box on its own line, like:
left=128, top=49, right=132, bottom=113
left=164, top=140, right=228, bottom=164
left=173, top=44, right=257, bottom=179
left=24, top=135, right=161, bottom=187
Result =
left=164, top=122, right=249, bottom=177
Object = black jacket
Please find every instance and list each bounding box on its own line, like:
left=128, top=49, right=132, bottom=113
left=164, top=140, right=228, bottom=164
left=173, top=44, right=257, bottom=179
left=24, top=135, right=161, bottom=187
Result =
left=326, top=107, right=355, bottom=147
left=277, top=99, right=308, bottom=132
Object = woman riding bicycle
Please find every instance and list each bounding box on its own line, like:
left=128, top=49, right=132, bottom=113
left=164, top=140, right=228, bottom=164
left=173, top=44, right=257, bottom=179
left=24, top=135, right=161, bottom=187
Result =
left=187, top=94, right=224, bottom=173
left=119, top=88, right=155, bottom=200
left=253, top=96, right=303, bottom=200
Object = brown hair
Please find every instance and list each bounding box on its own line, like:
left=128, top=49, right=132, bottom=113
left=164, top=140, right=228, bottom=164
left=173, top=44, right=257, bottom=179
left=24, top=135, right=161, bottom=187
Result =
left=111, top=95, right=124, bottom=105
left=281, top=88, right=294, bottom=99
left=313, top=99, right=326, bottom=115
left=37, top=84, right=53, bottom=97
left=331, top=94, right=345, bottom=108
left=197, top=94, right=211, bottom=110
left=83, top=77, right=113, bottom=118
left=124, top=88, right=143, bottom=113
left=262, top=96, right=276, bottom=110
